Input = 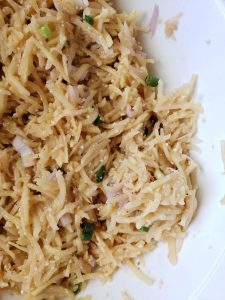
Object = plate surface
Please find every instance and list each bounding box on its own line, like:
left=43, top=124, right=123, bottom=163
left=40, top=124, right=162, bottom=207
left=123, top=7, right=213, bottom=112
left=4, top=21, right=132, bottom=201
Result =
left=86, top=1, right=225, bottom=299
left=2, top=0, right=225, bottom=299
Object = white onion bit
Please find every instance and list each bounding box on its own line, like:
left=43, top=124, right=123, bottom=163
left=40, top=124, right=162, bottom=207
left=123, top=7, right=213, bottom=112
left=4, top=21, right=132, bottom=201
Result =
left=82, top=0, right=89, bottom=6
left=12, top=136, right=34, bottom=167
left=76, top=0, right=89, bottom=8
left=49, top=169, right=57, bottom=180
left=105, top=191, right=120, bottom=201
left=67, top=85, right=79, bottom=103
left=88, top=255, right=97, bottom=268
left=116, top=197, right=129, bottom=208
left=125, top=104, right=132, bottom=118
left=135, top=50, right=147, bottom=58
left=134, top=133, right=143, bottom=145
left=149, top=4, right=159, bottom=36
left=60, top=213, right=72, bottom=227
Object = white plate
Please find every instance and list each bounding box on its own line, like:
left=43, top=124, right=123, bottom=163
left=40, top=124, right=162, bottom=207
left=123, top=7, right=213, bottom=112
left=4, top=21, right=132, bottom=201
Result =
left=84, top=1, right=225, bottom=299
left=2, top=1, right=225, bottom=300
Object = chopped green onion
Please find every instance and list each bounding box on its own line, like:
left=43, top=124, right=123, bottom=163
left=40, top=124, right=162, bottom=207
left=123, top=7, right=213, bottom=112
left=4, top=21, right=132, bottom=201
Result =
left=84, top=15, right=94, bottom=25
left=95, top=165, right=106, bottom=182
left=143, top=127, right=149, bottom=137
left=73, top=283, right=82, bottom=295
left=81, top=223, right=95, bottom=241
left=93, top=115, right=103, bottom=126
left=39, top=24, right=53, bottom=38
left=140, top=226, right=149, bottom=232
left=145, top=75, right=159, bottom=87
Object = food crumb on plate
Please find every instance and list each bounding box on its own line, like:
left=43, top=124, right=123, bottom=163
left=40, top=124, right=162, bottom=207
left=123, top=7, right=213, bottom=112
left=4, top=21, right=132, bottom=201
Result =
left=149, top=4, right=159, bottom=36
left=165, top=12, right=183, bottom=40
left=135, top=255, right=145, bottom=268
left=122, top=291, right=133, bottom=300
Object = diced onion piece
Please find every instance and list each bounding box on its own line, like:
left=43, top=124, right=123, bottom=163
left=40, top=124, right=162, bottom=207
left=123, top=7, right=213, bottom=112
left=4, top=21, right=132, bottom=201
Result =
left=149, top=4, right=159, bottom=36
left=88, top=255, right=97, bottom=268
left=12, top=136, right=28, bottom=153
left=67, top=85, right=79, bottom=102
left=12, top=136, right=35, bottom=167
left=136, top=220, right=148, bottom=230
left=135, top=50, right=147, bottom=58
left=116, top=197, right=129, bottom=208
left=105, top=182, right=123, bottom=202
left=82, top=88, right=89, bottom=99
left=54, top=0, right=88, bottom=13
left=49, top=169, right=57, bottom=180
left=82, top=0, right=89, bottom=6
left=134, top=133, right=143, bottom=145
left=105, top=191, right=118, bottom=201
left=76, top=0, right=89, bottom=7
left=125, top=104, right=132, bottom=118
left=60, top=213, right=72, bottom=227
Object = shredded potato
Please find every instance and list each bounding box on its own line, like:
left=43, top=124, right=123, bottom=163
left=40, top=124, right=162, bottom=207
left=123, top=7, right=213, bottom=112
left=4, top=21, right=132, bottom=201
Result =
left=0, top=0, right=199, bottom=299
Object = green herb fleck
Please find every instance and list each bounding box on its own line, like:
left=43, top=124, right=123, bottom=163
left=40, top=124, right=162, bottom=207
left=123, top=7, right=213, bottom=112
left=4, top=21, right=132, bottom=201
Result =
left=39, top=24, right=53, bottom=38
left=140, top=226, right=149, bottom=232
left=145, top=75, right=159, bottom=87
left=84, top=15, right=94, bottom=25
left=73, top=283, right=82, bottom=295
left=81, top=223, right=95, bottom=241
left=143, top=127, right=149, bottom=137
left=93, top=115, right=103, bottom=126
left=95, top=165, right=106, bottom=182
